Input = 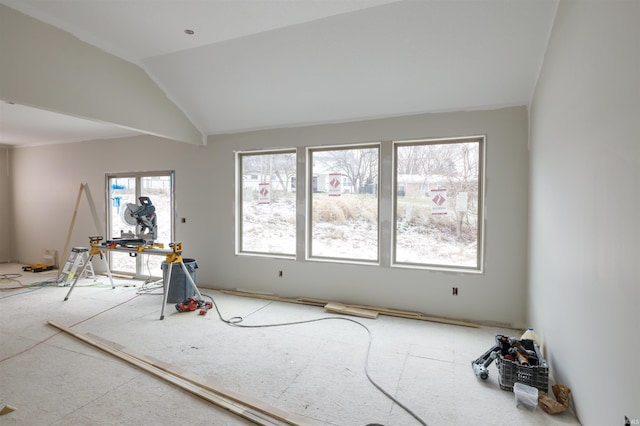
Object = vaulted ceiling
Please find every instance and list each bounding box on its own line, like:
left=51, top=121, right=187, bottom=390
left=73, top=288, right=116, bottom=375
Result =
left=0, top=0, right=558, bottom=147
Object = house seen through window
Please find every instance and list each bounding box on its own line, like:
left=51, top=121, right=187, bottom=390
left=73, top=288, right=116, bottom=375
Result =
left=235, top=137, right=484, bottom=272
left=308, top=145, right=380, bottom=262
left=394, top=137, right=484, bottom=270
left=237, top=150, right=297, bottom=256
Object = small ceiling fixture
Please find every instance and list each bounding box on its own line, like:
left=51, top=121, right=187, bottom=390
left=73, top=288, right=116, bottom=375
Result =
left=184, top=29, right=194, bottom=35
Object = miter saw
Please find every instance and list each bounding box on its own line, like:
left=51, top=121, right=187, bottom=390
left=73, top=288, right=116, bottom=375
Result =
left=116, top=196, right=157, bottom=245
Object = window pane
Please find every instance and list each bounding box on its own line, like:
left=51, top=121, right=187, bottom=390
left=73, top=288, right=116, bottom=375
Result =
left=395, top=139, right=482, bottom=269
left=109, top=251, right=136, bottom=274
left=141, top=175, right=172, bottom=277
left=310, top=146, right=379, bottom=261
left=108, top=176, right=136, bottom=273
left=239, top=151, right=296, bottom=255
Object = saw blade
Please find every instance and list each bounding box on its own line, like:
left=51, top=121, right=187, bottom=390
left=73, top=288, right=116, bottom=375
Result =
left=121, top=204, right=139, bottom=226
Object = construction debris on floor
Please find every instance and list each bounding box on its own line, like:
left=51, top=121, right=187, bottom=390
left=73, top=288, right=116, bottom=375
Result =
left=0, top=263, right=580, bottom=425
left=539, top=384, right=572, bottom=414
left=21, top=264, right=55, bottom=273
left=471, top=331, right=573, bottom=415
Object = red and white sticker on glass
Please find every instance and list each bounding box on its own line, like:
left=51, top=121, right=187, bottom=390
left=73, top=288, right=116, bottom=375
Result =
left=430, top=188, right=447, bottom=215
left=329, top=173, right=342, bottom=196
left=258, top=183, right=271, bottom=204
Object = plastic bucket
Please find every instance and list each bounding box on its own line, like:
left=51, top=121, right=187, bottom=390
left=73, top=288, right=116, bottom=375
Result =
left=161, top=258, right=197, bottom=303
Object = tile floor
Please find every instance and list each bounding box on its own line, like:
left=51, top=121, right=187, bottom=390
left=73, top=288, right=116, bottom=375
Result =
left=0, top=263, right=580, bottom=425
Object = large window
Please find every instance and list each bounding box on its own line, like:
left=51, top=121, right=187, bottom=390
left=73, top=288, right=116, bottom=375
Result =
left=393, top=137, right=484, bottom=270
left=308, top=145, right=379, bottom=262
left=236, top=150, right=297, bottom=256
left=235, top=136, right=484, bottom=272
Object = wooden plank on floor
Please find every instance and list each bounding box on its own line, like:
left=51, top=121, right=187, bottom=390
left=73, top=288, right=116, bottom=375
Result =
left=85, top=333, right=322, bottom=426
left=47, top=321, right=314, bottom=426
left=324, top=302, right=379, bottom=319
left=295, top=297, right=330, bottom=307
left=345, top=304, right=424, bottom=317
left=219, top=289, right=283, bottom=302
left=393, top=312, right=479, bottom=328
left=342, top=304, right=479, bottom=327
left=0, top=404, right=16, bottom=415
left=213, top=288, right=479, bottom=327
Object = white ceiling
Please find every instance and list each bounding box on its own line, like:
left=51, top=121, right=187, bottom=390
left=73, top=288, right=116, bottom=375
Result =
left=0, top=102, right=141, bottom=147
left=0, top=0, right=558, bottom=147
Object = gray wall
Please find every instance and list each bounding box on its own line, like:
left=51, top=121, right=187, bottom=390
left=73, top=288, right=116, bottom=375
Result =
left=10, top=106, right=529, bottom=327
left=0, top=147, right=10, bottom=261
left=529, top=1, right=639, bottom=424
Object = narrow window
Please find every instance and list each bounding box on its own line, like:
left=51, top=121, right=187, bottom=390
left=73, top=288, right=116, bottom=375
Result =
left=308, top=144, right=380, bottom=262
left=237, top=150, right=297, bottom=257
left=394, top=137, right=484, bottom=270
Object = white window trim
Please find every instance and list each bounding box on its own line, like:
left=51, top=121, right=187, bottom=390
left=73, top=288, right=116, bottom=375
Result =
left=305, top=143, right=381, bottom=264
left=235, top=149, right=297, bottom=258
left=391, top=135, right=486, bottom=273
left=234, top=135, right=486, bottom=275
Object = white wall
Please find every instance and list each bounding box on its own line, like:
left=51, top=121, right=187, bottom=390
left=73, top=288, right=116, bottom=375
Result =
left=529, top=1, right=639, bottom=425
left=0, top=5, right=202, bottom=145
left=10, top=136, right=203, bottom=267
left=0, top=147, right=10, bottom=261
left=11, top=107, right=529, bottom=327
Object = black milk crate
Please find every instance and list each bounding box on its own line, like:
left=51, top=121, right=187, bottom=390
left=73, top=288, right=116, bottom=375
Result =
left=496, top=338, right=548, bottom=393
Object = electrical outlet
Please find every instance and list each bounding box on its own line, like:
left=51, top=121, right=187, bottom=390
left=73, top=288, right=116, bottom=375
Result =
left=452, top=287, right=458, bottom=296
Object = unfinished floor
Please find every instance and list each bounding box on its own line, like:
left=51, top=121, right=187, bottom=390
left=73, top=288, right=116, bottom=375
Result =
left=0, top=264, right=580, bottom=426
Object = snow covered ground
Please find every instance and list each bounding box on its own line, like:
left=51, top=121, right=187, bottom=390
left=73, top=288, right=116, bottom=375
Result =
left=242, top=194, right=477, bottom=266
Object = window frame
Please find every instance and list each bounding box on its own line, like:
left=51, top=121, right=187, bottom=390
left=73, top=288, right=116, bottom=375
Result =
left=234, top=135, right=485, bottom=274
left=305, top=143, right=381, bottom=264
left=391, top=136, right=486, bottom=273
left=235, top=148, right=298, bottom=259
left=105, top=170, right=175, bottom=278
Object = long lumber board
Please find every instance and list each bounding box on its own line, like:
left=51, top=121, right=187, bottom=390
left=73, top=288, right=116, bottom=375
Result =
left=47, top=321, right=315, bottom=426
left=219, top=289, right=285, bottom=303
left=216, top=289, right=479, bottom=327
left=47, top=322, right=277, bottom=425
left=344, top=303, right=423, bottom=317
left=323, top=302, right=379, bottom=319
left=340, top=303, right=479, bottom=327
left=294, top=297, right=330, bottom=307
left=85, top=333, right=321, bottom=426
left=217, top=290, right=327, bottom=307
left=384, top=312, right=478, bottom=327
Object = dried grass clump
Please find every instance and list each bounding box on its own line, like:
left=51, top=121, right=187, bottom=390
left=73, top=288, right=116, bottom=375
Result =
left=313, top=195, right=377, bottom=225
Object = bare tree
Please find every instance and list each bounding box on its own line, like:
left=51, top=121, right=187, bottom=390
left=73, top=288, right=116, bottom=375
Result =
left=397, top=145, right=422, bottom=175
left=325, top=147, right=378, bottom=193
left=271, top=153, right=296, bottom=194
left=242, top=152, right=296, bottom=194
left=443, top=143, right=478, bottom=240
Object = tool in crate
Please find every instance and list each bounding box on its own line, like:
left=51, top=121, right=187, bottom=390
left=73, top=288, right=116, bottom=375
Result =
left=471, top=334, right=549, bottom=392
